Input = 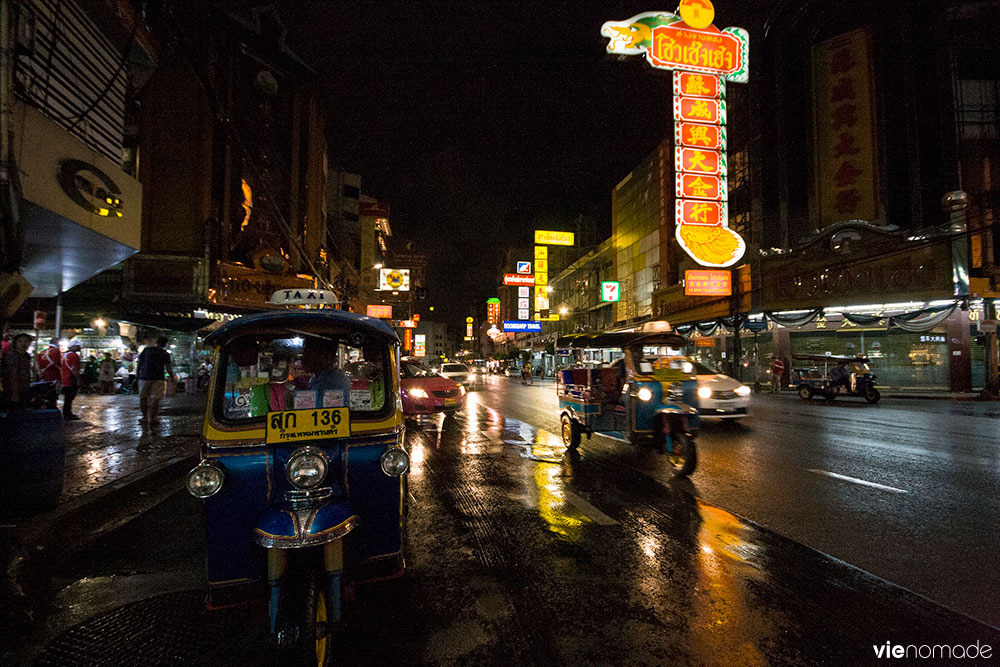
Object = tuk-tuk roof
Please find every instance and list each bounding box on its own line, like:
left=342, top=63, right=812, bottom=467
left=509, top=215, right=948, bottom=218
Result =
left=557, top=331, right=687, bottom=350
left=792, top=353, right=870, bottom=363
left=204, top=309, right=400, bottom=347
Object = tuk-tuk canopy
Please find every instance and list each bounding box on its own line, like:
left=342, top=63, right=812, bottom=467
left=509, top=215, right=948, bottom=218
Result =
left=204, top=310, right=399, bottom=348
left=557, top=331, right=687, bottom=351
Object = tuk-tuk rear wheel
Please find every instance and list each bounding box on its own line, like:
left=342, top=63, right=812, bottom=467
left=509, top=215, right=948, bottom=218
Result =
left=561, top=414, right=581, bottom=450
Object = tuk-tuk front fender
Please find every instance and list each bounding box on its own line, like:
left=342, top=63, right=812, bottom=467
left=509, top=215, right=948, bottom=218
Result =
left=656, top=404, right=700, bottom=436
left=253, top=500, right=360, bottom=549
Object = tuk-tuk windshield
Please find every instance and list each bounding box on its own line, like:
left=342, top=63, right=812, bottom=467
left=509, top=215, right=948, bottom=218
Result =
left=850, top=361, right=871, bottom=374
left=636, top=345, right=691, bottom=375
left=218, top=332, right=391, bottom=422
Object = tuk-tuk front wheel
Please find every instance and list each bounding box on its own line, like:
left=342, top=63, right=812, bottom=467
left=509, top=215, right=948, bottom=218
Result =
left=272, top=570, right=334, bottom=667
left=798, top=386, right=813, bottom=400
left=664, top=431, right=697, bottom=477
left=865, top=387, right=881, bottom=403
left=561, top=414, right=581, bottom=450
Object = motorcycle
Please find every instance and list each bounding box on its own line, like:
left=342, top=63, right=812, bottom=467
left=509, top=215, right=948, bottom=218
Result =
left=520, top=368, right=533, bottom=385
left=186, top=310, right=409, bottom=665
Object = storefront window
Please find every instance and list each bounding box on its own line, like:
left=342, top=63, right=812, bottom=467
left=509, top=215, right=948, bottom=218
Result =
left=789, top=328, right=950, bottom=390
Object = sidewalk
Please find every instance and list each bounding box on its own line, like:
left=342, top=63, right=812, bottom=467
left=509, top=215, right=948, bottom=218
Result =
left=1, top=391, right=206, bottom=632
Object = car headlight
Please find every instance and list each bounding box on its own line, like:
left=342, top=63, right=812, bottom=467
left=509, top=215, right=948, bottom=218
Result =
left=286, top=446, right=329, bottom=489
left=637, top=387, right=653, bottom=401
left=380, top=447, right=409, bottom=477
left=697, top=386, right=712, bottom=399
left=459, top=385, right=466, bottom=395
left=735, top=385, right=751, bottom=396
left=409, top=388, right=429, bottom=399
left=186, top=459, right=225, bottom=498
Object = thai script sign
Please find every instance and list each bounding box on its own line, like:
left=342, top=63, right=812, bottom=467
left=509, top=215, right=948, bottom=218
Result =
left=685, top=269, right=732, bottom=296
left=503, top=274, right=535, bottom=286
left=366, top=304, right=392, bottom=318
left=265, top=408, right=350, bottom=444
left=534, top=230, right=575, bottom=246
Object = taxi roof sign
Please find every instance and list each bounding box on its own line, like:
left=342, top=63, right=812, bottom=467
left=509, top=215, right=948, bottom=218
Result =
left=269, top=289, right=339, bottom=306
left=641, top=320, right=673, bottom=332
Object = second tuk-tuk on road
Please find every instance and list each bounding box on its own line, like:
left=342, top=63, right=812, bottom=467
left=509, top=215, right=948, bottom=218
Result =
left=791, top=353, right=881, bottom=403
left=185, top=309, right=410, bottom=665
left=556, top=322, right=700, bottom=476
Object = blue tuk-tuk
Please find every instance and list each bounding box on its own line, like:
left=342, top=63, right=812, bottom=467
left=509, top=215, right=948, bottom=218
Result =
left=556, top=322, right=700, bottom=476
left=185, top=310, right=408, bottom=664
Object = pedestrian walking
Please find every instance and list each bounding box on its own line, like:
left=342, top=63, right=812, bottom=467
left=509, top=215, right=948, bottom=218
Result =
left=1, top=333, right=34, bottom=409
left=61, top=339, right=83, bottom=419
left=137, top=336, right=175, bottom=425
left=769, top=355, right=785, bottom=393
left=99, top=352, right=116, bottom=394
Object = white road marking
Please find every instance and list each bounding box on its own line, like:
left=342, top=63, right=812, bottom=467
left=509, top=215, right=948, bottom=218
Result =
left=807, top=469, right=908, bottom=494
left=564, top=491, right=619, bottom=525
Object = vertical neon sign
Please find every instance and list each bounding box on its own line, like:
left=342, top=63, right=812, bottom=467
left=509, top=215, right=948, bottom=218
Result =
left=601, top=0, right=748, bottom=268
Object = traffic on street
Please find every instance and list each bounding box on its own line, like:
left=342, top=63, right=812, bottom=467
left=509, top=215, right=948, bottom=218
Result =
left=3, top=375, right=999, bottom=666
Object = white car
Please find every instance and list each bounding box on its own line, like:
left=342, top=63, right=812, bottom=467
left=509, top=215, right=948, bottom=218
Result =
left=438, top=362, right=472, bottom=387
left=691, top=361, right=751, bottom=419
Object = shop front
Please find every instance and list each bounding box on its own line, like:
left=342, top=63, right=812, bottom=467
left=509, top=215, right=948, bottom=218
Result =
left=654, top=224, right=992, bottom=392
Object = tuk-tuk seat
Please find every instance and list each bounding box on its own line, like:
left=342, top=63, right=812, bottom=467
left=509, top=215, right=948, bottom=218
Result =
left=590, top=367, right=623, bottom=403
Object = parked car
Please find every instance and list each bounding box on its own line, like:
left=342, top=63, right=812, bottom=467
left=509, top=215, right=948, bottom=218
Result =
left=690, top=361, right=751, bottom=419
left=400, top=361, right=466, bottom=416
left=438, top=362, right=472, bottom=387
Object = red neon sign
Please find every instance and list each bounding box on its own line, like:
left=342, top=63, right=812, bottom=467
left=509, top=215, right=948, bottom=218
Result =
left=676, top=173, right=725, bottom=200
left=675, top=121, right=724, bottom=150
left=673, top=71, right=722, bottom=98
left=675, top=147, right=723, bottom=176
left=649, top=24, right=745, bottom=77
left=674, top=96, right=724, bottom=125
left=366, top=304, right=392, bottom=318
left=503, top=274, right=535, bottom=286
left=676, top=199, right=724, bottom=226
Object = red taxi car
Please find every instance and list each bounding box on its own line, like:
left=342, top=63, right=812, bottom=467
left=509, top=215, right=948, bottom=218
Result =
left=400, top=361, right=466, bottom=416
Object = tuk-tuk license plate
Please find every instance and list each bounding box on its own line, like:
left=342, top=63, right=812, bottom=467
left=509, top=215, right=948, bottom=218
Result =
left=265, top=408, right=350, bottom=445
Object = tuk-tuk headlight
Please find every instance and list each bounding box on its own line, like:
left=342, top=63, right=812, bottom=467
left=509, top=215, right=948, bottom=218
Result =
left=286, top=447, right=329, bottom=489
left=380, top=447, right=410, bottom=477
left=186, top=459, right=225, bottom=498
left=637, top=387, right=653, bottom=402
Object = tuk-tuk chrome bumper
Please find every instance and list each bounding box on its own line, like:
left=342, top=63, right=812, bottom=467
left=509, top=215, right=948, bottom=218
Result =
left=253, top=501, right=360, bottom=549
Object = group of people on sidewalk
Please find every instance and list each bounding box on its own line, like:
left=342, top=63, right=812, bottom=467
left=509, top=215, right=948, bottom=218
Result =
left=1, top=333, right=176, bottom=425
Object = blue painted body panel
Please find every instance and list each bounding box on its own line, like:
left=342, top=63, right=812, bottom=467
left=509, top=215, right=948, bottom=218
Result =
left=560, top=378, right=699, bottom=436
left=202, top=430, right=404, bottom=589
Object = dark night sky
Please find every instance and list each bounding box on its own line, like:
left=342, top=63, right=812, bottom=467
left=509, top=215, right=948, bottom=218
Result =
left=267, top=2, right=679, bottom=329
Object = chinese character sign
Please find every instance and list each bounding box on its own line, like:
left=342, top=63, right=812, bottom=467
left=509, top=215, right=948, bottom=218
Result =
left=812, top=27, right=877, bottom=227
left=602, top=0, right=748, bottom=268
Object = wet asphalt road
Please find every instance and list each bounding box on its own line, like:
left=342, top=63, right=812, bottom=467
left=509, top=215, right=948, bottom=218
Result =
left=12, top=378, right=1000, bottom=666
left=476, top=376, right=1000, bottom=629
